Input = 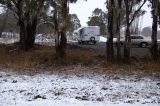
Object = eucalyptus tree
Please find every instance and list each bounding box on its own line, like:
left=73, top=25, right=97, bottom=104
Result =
left=123, top=0, right=146, bottom=62
left=106, top=0, right=126, bottom=61
left=69, top=14, right=81, bottom=33
left=49, top=0, right=77, bottom=59
left=115, top=0, right=123, bottom=60
left=87, top=8, right=107, bottom=35
left=148, top=0, right=160, bottom=60
left=106, top=0, right=115, bottom=62
left=58, top=0, right=69, bottom=58
left=0, top=0, right=45, bottom=50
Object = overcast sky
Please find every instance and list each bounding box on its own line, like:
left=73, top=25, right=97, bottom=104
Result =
left=69, top=0, right=153, bottom=29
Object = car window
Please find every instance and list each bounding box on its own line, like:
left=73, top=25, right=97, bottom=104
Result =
left=131, top=36, right=136, bottom=39
left=138, top=36, right=143, bottom=39
left=131, top=36, right=144, bottom=39
left=135, top=36, right=139, bottom=39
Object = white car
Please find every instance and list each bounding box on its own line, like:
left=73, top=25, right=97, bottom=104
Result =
left=114, top=35, right=151, bottom=47
left=130, top=35, right=151, bottom=47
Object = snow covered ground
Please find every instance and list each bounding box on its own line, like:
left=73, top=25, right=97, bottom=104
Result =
left=0, top=34, right=55, bottom=45
left=0, top=67, right=160, bottom=106
left=0, top=38, right=19, bottom=44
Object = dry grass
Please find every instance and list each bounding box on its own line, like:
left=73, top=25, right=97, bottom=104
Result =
left=100, top=59, right=160, bottom=79
left=0, top=44, right=55, bottom=70
left=0, top=44, right=103, bottom=69
left=66, top=49, right=104, bottom=65
left=0, top=44, right=159, bottom=78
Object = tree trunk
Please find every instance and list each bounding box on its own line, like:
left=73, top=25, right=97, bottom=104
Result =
left=116, top=17, right=122, bottom=61
left=19, top=19, right=26, bottom=48
left=55, top=32, right=61, bottom=58
left=116, top=0, right=122, bottom=61
left=59, top=29, right=67, bottom=58
left=124, top=27, right=131, bottom=62
left=26, top=17, right=37, bottom=49
left=124, top=0, right=131, bottom=63
left=51, top=1, right=60, bottom=58
left=107, top=0, right=115, bottom=62
left=150, top=0, right=158, bottom=60
left=18, top=18, right=37, bottom=50
left=57, top=0, right=68, bottom=59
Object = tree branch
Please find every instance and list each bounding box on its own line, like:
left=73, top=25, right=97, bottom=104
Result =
left=129, top=0, right=147, bottom=26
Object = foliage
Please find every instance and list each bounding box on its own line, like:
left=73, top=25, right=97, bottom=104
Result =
left=0, top=0, right=46, bottom=50
left=68, top=14, right=81, bottom=32
left=87, top=8, right=107, bottom=35
left=0, top=9, right=18, bottom=33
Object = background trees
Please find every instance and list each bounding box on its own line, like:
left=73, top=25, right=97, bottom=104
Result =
left=0, top=0, right=45, bottom=50
left=0, top=8, right=8, bottom=37
left=87, top=8, right=107, bottom=35
left=0, top=9, right=18, bottom=33
left=68, top=14, right=81, bottom=33
left=105, top=0, right=147, bottom=62
left=0, top=0, right=78, bottom=58
left=48, top=0, right=77, bottom=59
left=0, top=0, right=159, bottom=62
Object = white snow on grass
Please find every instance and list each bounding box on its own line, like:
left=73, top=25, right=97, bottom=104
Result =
left=0, top=70, right=160, bottom=106
left=0, top=38, right=19, bottom=44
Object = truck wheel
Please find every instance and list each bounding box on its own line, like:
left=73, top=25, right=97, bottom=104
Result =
left=90, top=37, right=96, bottom=44
left=140, top=42, right=148, bottom=48
left=90, top=37, right=95, bottom=41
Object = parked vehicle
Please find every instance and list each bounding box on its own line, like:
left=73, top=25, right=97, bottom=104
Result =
left=114, top=35, right=151, bottom=47
left=130, top=35, right=151, bottom=47
left=73, top=26, right=100, bottom=44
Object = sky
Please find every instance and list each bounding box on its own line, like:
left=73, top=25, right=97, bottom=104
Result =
left=69, top=0, right=153, bottom=29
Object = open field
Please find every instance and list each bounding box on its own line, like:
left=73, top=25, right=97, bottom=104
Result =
left=0, top=38, right=160, bottom=106
left=0, top=64, right=160, bottom=106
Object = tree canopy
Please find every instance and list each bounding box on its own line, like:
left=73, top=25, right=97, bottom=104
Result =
left=87, top=8, right=107, bottom=35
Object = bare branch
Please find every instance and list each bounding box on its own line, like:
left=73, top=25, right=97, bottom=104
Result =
left=129, top=0, right=147, bottom=26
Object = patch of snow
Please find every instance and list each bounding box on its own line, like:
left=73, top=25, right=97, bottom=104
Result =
left=99, top=36, right=107, bottom=42
left=0, top=38, right=19, bottom=44
left=0, top=70, right=160, bottom=106
left=35, top=34, right=55, bottom=44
